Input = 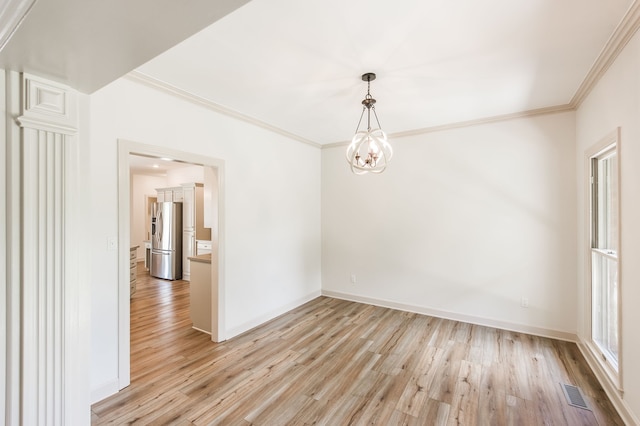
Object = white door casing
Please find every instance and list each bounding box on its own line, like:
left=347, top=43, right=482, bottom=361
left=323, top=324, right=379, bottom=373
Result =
left=116, top=140, right=225, bottom=392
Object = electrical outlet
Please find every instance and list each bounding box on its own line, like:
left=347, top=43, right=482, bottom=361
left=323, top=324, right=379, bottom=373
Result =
left=521, top=297, right=529, bottom=308
left=107, top=237, right=117, bottom=251
left=350, top=273, right=357, bottom=284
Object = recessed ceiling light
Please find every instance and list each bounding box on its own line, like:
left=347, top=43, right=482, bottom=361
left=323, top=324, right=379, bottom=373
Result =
left=160, top=157, right=173, bottom=162
left=152, top=164, right=159, bottom=168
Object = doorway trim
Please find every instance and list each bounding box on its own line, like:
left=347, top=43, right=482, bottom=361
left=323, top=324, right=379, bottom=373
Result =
left=117, top=139, right=226, bottom=390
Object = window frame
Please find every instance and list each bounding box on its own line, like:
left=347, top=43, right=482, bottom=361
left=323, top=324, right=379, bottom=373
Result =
left=584, top=128, right=622, bottom=392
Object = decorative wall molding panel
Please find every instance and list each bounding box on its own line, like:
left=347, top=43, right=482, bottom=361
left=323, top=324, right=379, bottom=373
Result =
left=26, top=77, right=66, bottom=115
left=11, top=72, right=80, bottom=425
left=18, top=74, right=77, bottom=134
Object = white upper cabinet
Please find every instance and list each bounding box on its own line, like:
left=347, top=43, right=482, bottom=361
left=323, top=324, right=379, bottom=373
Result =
left=181, top=183, right=210, bottom=240
left=155, top=186, right=183, bottom=203
left=180, top=183, right=211, bottom=281
left=182, top=184, right=195, bottom=231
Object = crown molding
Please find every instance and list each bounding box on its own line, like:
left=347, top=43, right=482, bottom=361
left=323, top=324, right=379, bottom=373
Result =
left=570, top=0, right=640, bottom=107
left=129, top=0, right=640, bottom=152
left=0, top=0, right=37, bottom=52
left=125, top=71, right=322, bottom=149
left=322, top=104, right=575, bottom=149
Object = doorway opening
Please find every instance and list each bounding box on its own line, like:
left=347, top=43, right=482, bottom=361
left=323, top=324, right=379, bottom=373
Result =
left=116, top=139, right=225, bottom=390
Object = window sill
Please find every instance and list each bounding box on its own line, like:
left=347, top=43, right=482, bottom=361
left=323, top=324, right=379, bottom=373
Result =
left=582, top=339, right=623, bottom=394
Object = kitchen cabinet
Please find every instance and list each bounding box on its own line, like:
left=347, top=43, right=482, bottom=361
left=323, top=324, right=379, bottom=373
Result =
left=189, top=253, right=211, bottom=334
left=155, top=186, right=184, bottom=203
left=130, top=245, right=139, bottom=297
left=181, top=183, right=211, bottom=281
left=196, top=240, right=212, bottom=255
left=143, top=240, right=151, bottom=270
left=183, top=230, right=195, bottom=279
left=183, top=184, right=195, bottom=231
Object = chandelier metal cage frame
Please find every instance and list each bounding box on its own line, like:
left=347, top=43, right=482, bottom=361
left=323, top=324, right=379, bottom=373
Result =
left=346, top=72, right=393, bottom=175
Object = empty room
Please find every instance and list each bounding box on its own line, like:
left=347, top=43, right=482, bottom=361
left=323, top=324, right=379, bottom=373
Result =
left=2, top=0, right=640, bottom=424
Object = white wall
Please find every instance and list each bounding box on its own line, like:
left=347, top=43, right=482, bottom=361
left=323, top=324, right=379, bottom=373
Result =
left=322, top=111, right=578, bottom=337
left=166, top=164, right=204, bottom=186
left=576, top=29, right=640, bottom=422
left=89, top=77, right=321, bottom=397
left=130, top=173, right=167, bottom=259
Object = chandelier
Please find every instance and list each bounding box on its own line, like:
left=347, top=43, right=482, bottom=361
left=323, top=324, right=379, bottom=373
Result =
left=346, top=73, right=393, bottom=175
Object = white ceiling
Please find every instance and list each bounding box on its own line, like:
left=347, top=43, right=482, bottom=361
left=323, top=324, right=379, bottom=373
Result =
left=0, top=0, right=249, bottom=92
left=135, top=0, right=635, bottom=145
left=1, top=0, right=635, bottom=145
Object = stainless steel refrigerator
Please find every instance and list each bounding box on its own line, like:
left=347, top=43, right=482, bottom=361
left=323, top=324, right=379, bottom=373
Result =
left=150, top=202, right=183, bottom=280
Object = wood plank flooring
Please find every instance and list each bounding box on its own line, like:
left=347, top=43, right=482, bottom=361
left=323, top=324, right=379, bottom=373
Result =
left=91, top=264, right=623, bottom=425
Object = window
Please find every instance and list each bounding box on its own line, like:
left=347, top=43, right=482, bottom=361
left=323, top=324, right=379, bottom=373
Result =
left=588, top=134, right=620, bottom=385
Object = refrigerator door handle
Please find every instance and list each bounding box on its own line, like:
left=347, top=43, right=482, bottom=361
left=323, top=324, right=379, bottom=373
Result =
left=157, top=208, right=163, bottom=243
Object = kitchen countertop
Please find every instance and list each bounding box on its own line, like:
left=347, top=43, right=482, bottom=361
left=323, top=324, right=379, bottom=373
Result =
left=189, top=253, right=211, bottom=264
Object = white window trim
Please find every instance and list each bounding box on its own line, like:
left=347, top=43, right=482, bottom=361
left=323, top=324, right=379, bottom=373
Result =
left=584, top=128, right=622, bottom=393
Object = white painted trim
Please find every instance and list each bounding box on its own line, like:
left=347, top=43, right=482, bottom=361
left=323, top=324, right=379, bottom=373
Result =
left=69, top=92, right=91, bottom=425
left=90, top=379, right=120, bottom=405
left=582, top=128, right=623, bottom=391
left=12, top=72, right=87, bottom=424
left=192, top=326, right=212, bottom=335
left=577, top=340, right=639, bottom=426
left=128, top=69, right=577, bottom=152
left=225, top=290, right=322, bottom=339
left=15, top=116, right=77, bottom=135
left=322, top=105, right=575, bottom=149
left=0, top=68, right=7, bottom=425
left=209, top=167, right=225, bottom=342
left=115, top=139, right=226, bottom=394
left=125, top=71, right=322, bottom=149
left=0, top=0, right=36, bottom=51
left=21, top=73, right=77, bottom=129
left=116, top=142, right=132, bottom=391
left=4, top=69, right=22, bottom=426
left=322, top=290, right=578, bottom=342
left=571, top=1, right=640, bottom=107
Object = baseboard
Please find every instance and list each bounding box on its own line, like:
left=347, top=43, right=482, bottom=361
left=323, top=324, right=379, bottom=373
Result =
left=225, top=290, right=322, bottom=339
left=321, top=290, right=578, bottom=342
left=90, top=379, right=119, bottom=405
left=192, top=326, right=211, bottom=335
left=577, top=340, right=640, bottom=426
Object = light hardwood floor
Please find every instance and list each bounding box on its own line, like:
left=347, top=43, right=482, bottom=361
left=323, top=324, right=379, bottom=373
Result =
left=91, top=264, right=623, bottom=425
